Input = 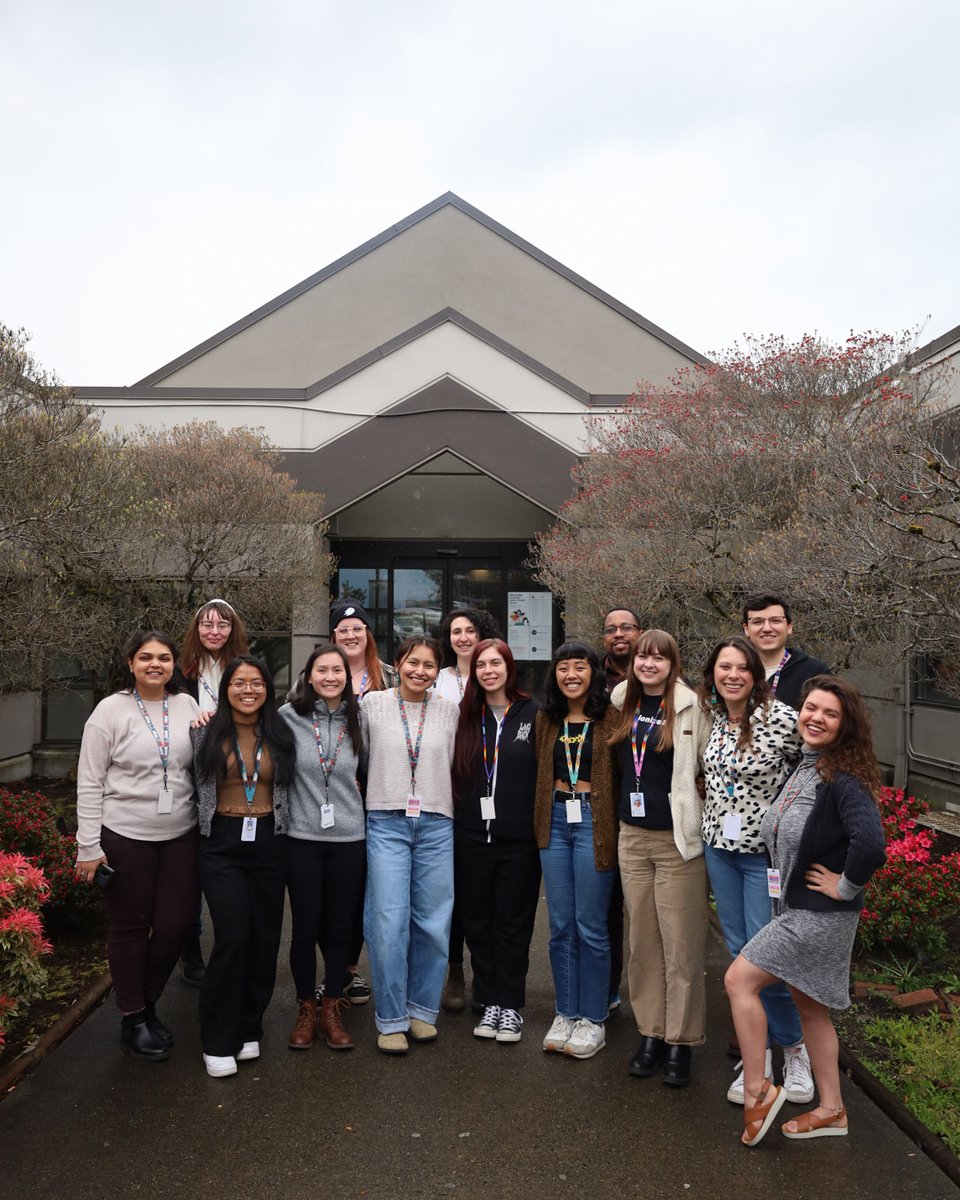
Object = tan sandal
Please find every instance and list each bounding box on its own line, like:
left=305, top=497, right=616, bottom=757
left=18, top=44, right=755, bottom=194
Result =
left=782, top=1105, right=848, bottom=1139
left=742, top=1079, right=787, bottom=1147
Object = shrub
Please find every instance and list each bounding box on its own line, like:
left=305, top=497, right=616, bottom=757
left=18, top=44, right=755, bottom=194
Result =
left=0, top=786, right=98, bottom=926
left=857, top=787, right=960, bottom=960
left=0, top=851, right=53, bottom=1049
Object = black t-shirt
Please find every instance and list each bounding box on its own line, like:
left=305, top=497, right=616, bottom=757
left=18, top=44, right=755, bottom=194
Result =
left=617, top=693, right=673, bottom=828
left=552, top=721, right=593, bottom=787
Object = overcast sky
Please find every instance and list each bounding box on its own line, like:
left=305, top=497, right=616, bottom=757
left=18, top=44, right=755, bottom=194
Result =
left=3, top=0, right=958, bottom=385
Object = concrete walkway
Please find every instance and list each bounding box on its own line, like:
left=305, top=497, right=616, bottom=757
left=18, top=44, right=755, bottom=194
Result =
left=1, top=900, right=955, bottom=1199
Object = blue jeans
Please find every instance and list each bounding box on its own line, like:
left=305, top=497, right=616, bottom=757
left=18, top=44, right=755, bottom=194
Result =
left=704, top=842, right=803, bottom=1047
left=364, top=811, right=454, bottom=1034
left=539, top=801, right=616, bottom=1024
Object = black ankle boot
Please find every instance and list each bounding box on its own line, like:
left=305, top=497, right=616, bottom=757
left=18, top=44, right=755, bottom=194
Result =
left=144, top=1000, right=174, bottom=1047
left=120, top=1012, right=169, bottom=1060
left=628, top=1035, right=666, bottom=1077
left=662, top=1043, right=691, bottom=1087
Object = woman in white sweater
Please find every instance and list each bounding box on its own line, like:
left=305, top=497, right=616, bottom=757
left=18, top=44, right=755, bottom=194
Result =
left=609, top=630, right=711, bottom=1088
left=75, top=630, right=200, bottom=1060
left=361, top=635, right=459, bottom=1055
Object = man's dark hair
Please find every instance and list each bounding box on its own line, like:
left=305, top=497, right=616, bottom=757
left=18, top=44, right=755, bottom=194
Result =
left=741, top=593, right=792, bottom=624
left=601, top=606, right=642, bottom=629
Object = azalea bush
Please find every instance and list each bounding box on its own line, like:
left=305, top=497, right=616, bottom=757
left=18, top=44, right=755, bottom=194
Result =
left=0, top=851, right=52, bottom=1049
left=856, top=787, right=960, bottom=960
left=0, top=786, right=97, bottom=925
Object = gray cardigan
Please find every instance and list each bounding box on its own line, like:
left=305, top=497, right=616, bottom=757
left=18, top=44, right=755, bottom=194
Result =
left=279, top=700, right=367, bottom=841
left=190, top=725, right=289, bottom=837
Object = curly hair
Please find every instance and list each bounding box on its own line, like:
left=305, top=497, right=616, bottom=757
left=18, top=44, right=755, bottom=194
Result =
left=437, top=607, right=502, bottom=668
left=800, top=676, right=881, bottom=798
left=698, top=636, right=771, bottom=750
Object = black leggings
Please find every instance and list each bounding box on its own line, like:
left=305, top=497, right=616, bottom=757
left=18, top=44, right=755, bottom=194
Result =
left=287, top=837, right=366, bottom=999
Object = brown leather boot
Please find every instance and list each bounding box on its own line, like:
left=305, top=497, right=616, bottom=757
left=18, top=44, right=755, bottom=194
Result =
left=288, top=998, right=317, bottom=1050
left=321, top=996, right=354, bottom=1050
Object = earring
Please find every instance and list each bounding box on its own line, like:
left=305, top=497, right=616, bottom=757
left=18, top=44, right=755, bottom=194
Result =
left=711, top=683, right=718, bottom=707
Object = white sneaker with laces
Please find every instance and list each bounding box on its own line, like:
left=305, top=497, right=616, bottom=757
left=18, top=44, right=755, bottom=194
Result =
left=542, top=1014, right=574, bottom=1053
left=496, top=1008, right=523, bottom=1043
left=727, top=1048, right=773, bottom=1105
left=203, top=1053, right=237, bottom=1078
left=473, top=1005, right=500, bottom=1039
left=562, top=1018, right=606, bottom=1059
left=782, top=1040, right=816, bottom=1103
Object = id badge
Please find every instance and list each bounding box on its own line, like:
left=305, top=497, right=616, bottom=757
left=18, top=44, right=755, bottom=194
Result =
left=565, top=796, right=582, bottom=824
left=320, top=804, right=335, bottom=829
left=406, top=793, right=423, bottom=818
left=766, top=867, right=781, bottom=897
left=721, top=811, right=742, bottom=842
left=241, top=816, right=257, bottom=842
left=629, top=791, right=645, bottom=818
left=157, top=786, right=173, bottom=815
left=480, top=794, right=496, bottom=821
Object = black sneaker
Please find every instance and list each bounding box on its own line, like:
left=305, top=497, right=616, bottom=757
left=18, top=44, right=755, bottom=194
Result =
left=344, top=972, right=371, bottom=1006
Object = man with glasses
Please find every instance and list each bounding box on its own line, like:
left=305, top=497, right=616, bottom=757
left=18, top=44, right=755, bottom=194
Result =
left=741, top=592, right=830, bottom=712
left=600, top=608, right=643, bottom=695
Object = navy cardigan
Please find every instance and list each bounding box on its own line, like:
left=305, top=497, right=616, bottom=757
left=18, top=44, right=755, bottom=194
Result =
left=782, top=771, right=886, bottom=912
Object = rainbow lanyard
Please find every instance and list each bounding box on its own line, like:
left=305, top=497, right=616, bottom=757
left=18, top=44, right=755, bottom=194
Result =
left=233, top=733, right=264, bottom=809
left=482, top=704, right=511, bottom=793
left=134, top=690, right=169, bottom=789
left=562, top=719, right=590, bottom=793
left=311, top=715, right=347, bottom=799
left=397, top=689, right=429, bottom=792
left=768, top=649, right=791, bottom=695
left=630, top=698, right=664, bottom=784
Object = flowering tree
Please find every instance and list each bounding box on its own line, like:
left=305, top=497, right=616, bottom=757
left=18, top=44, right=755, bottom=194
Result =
left=532, top=330, right=958, bottom=682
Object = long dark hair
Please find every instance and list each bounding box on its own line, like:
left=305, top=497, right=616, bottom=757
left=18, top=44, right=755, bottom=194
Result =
left=122, top=630, right=185, bottom=694
left=698, top=636, right=771, bottom=749
left=437, top=607, right=501, bottom=668
left=800, top=675, right=881, bottom=798
left=541, top=640, right=609, bottom=722
left=180, top=600, right=250, bottom=679
left=195, top=656, right=295, bottom=786
left=453, top=639, right=530, bottom=798
left=609, top=629, right=681, bottom=752
left=287, top=644, right=363, bottom=756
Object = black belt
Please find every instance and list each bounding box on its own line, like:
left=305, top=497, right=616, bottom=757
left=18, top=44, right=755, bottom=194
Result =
left=553, top=789, right=591, bottom=804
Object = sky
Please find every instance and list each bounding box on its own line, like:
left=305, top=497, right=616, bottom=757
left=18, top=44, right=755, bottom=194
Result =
left=2, top=0, right=958, bottom=385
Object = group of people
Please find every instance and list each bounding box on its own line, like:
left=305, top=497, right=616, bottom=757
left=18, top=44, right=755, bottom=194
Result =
left=74, top=591, right=886, bottom=1150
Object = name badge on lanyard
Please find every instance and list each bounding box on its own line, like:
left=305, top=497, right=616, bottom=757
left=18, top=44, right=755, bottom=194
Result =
left=241, top=816, right=257, bottom=842
left=133, top=690, right=172, bottom=815
left=481, top=703, right=510, bottom=825
left=397, top=690, right=428, bottom=819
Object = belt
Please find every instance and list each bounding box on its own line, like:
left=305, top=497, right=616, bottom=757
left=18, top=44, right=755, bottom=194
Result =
left=553, top=789, right=591, bottom=804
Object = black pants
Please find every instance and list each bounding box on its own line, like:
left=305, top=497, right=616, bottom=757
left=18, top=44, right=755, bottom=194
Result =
left=454, top=831, right=541, bottom=1010
left=199, top=815, right=287, bottom=1056
left=287, top=837, right=366, bottom=1000
left=101, top=825, right=200, bottom=1015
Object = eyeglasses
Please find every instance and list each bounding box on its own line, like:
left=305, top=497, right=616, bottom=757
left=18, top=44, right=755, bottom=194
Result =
left=229, top=680, right=265, bottom=692
left=745, top=617, right=787, bottom=628
left=199, top=621, right=232, bottom=632
left=603, top=623, right=640, bottom=636
left=336, top=625, right=366, bottom=637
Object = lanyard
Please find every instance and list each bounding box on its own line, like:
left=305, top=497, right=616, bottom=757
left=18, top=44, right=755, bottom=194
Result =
left=455, top=665, right=464, bottom=698
left=397, top=689, right=429, bottom=791
left=198, top=672, right=218, bottom=706
left=770, top=762, right=817, bottom=853
left=233, top=733, right=264, bottom=809
left=768, top=649, right=791, bottom=696
left=357, top=668, right=370, bottom=698
left=630, top=698, right=664, bottom=783
left=133, top=690, right=169, bottom=787
left=715, top=719, right=740, bottom=799
left=482, top=704, right=511, bottom=793
left=562, top=719, right=590, bottom=793
left=311, top=713, right=347, bottom=799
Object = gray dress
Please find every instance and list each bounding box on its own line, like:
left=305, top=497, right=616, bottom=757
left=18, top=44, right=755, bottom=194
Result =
left=741, top=749, right=860, bottom=1009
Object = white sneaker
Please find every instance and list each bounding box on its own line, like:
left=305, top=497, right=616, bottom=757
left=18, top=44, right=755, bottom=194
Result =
left=782, top=1041, right=816, bottom=1103
left=563, top=1018, right=606, bottom=1059
left=236, top=1041, right=260, bottom=1062
left=727, top=1048, right=772, bottom=1105
left=473, top=1005, right=500, bottom=1039
left=203, top=1053, right=237, bottom=1078
left=496, top=1008, right=523, bottom=1043
left=542, top=1014, right=574, bottom=1053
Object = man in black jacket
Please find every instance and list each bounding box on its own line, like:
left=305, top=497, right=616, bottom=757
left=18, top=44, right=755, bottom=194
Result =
left=742, top=592, right=830, bottom=712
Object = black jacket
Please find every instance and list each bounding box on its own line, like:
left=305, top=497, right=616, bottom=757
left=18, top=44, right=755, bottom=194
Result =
left=455, top=697, right=539, bottom=843
left=782, top=772, right=886, bottom=912
left=772, top=647, right=831, bottom=712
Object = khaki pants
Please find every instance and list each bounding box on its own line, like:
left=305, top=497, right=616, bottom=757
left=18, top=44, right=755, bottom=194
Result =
left=618, top=823, right=707, bottom=1045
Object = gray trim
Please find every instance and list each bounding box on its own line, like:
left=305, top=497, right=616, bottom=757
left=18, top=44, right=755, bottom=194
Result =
left=909, top=322, right=960, bottom=367
left=129, top=192, right=707, bottom=387
left=280, top=377, right=578, bottom=516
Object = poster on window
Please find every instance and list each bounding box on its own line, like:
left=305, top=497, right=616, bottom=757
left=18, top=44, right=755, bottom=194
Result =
left=507, top=591, right=553, bottom=661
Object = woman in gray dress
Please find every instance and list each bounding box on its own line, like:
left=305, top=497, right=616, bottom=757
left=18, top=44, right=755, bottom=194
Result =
left=724, top=676, right=886, bottom=1147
